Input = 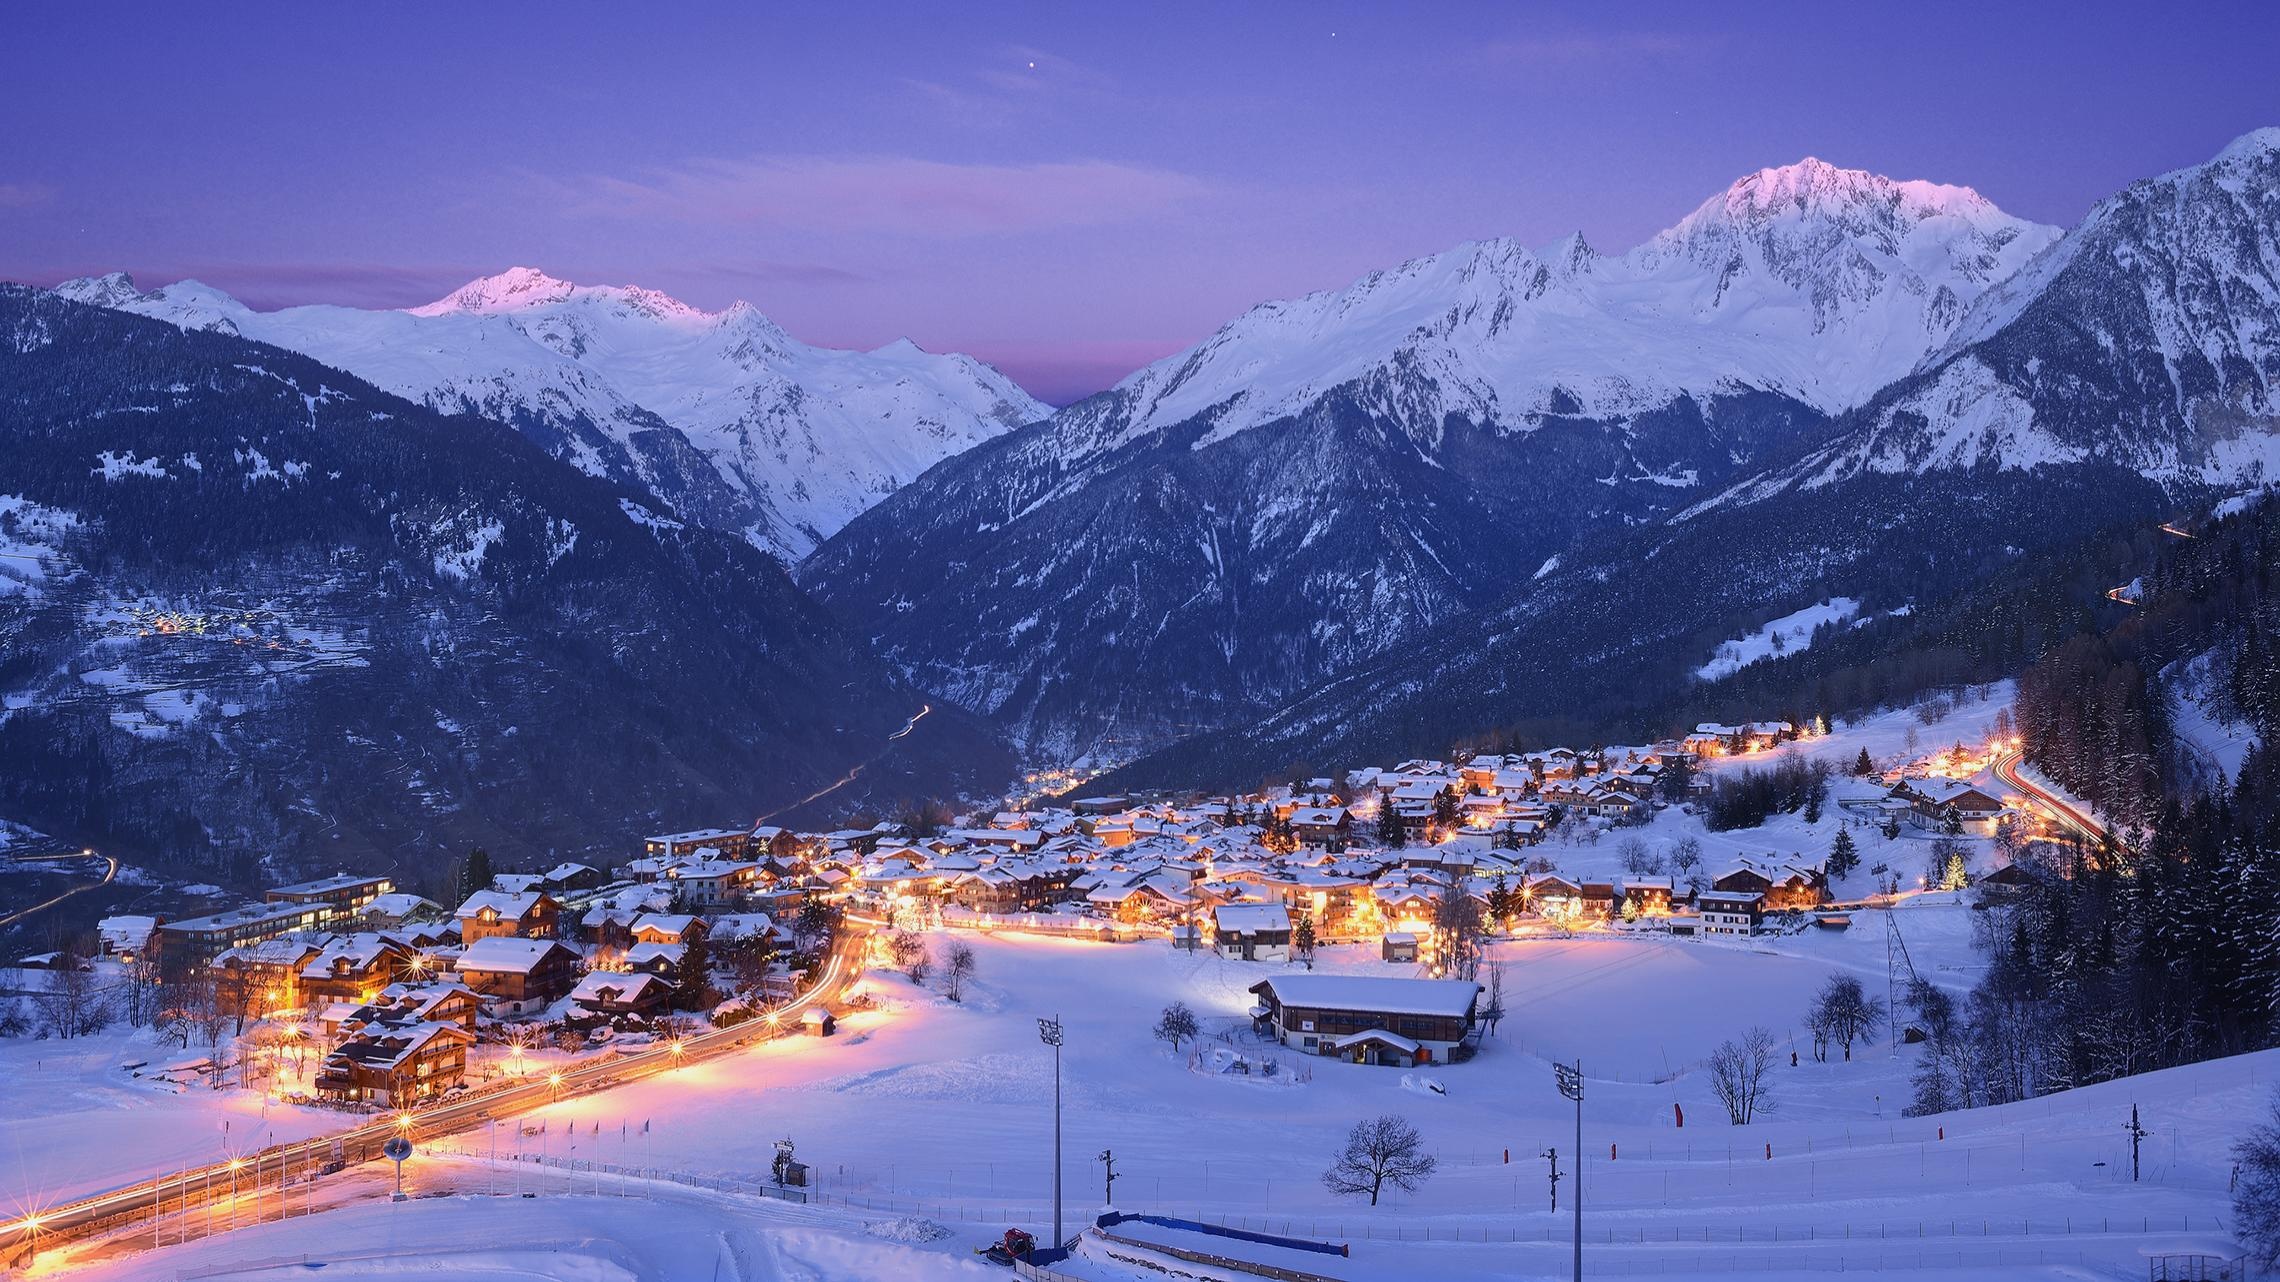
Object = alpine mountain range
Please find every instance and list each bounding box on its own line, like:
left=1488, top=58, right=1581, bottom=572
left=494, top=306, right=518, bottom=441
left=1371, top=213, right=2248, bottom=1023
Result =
left=10, top=127, right=2280, bottom=874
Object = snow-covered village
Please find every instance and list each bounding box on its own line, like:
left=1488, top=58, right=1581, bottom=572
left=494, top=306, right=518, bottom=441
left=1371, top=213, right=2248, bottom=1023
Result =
left=9, top=7, right=2280, bottom=1281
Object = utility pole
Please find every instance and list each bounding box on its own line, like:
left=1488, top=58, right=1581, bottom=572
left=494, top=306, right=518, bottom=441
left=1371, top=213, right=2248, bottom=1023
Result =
left=1038, top=1016, right=1064, bottom=1251
left=1541, top=1147, right=1561, bottom=1212
left=1555, top=1061, right=1583, bottom=1282
left=1098, top=1149, right=1118, bottom=1207
left=2126, top=1105, right=2147, bottom=1182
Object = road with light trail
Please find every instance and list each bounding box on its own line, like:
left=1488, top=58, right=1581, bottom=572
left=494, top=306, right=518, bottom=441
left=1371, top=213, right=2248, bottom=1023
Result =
left=3, top=919, right=873, bottom=1268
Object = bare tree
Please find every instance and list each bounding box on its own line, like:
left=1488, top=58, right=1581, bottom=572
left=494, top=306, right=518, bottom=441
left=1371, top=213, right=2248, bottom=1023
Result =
left=1670, top=836, right=1705, bottom=894
left=888, top=928, right=927, bottom=979
left=35, top=951, right=107, bottom=1040
left=941, top=940, right=977, bottom=1003
left=1809, top=974, right=1883, bottom=1061
left=1707, top=1026, right=1778, bottom=1124
left=1321, top=1114, right=1438, bottom=1205
left=1618, top=837, right=1663, bottom=877
left=1153, top=1001, right=1198, bottom=1052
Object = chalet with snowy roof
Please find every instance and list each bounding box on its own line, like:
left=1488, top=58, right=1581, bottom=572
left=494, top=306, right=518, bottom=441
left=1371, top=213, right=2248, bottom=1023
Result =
left=456, top=890, right=560, bottom=945
left=316, top=1021, right=472, bottom=1106
left=542, top=862, right=605, bottom=893
left=97, top=914, right=159, bottom=961
left=1903, top=779, right=2007, bottom=835
left=213, top=937, right=325, bottom=1013
left=453, top=937, right=581, bottom=1013
left=569, top=970, right=668, bottom=1018
left=623, top=941, right=685, bottom=981
left=1211, top=903, right=1293, bottom=962
left=1698, top=889, right=1762, bottom=936
left=297, top=935, right=415, bottom=1008
left=1248, top=974, right=1481, bottom=1066
left=947, top=827, right=1045, bottom=852
left=666, top=857, right=763, bottom=908
left=356, top=893, right=443, bottom=929
left=630, top=913, right=704, bottom=946
left=1712, top=863, right=1827, bottom=911
left=1619, top=876, right=1674, bottom=916
left=1289, top=806, right=1354, bottom=852
left=326, top=981, right=480, bottom=1039
left=1525, top=873, right=1584, bottom=917
left=1977, top=862, right=2042, bottom=898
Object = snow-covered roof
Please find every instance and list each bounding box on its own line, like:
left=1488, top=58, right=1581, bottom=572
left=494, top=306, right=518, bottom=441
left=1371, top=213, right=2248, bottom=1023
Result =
left=1250, top=974, right=1480, bottom=1018
left=570, top=971, right=663, bottom=1006
left=455, top=936, right=571, bottom=974
left=1212, top=903, right=1292, bottom=934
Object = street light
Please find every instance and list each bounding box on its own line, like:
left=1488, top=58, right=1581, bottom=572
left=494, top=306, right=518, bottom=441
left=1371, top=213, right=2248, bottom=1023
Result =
left=1554, top=1061, right=1582, bottom=1282
left=1037, top=1015, right=1064, bottom=1253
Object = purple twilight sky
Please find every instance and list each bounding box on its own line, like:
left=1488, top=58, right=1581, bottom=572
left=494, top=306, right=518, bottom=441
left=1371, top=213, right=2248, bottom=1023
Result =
left=3, top=2, right=2274, bottom=404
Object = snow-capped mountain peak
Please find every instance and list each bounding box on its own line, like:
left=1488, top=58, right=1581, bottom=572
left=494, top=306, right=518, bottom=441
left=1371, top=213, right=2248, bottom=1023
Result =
left=408, top=266, right=581, bottom=316
left=1070, top=157, right=2058, bottom=455
left=55, top=269, right=1047, bottom=558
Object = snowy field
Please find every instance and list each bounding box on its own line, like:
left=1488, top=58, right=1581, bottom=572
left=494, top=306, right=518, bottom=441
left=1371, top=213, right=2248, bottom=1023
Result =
left=0, top=1023, right=358, bottom=1212
left=28, top=929, right=2257, bottom=1278
left=46, top=1163, right=1003, bottom=1281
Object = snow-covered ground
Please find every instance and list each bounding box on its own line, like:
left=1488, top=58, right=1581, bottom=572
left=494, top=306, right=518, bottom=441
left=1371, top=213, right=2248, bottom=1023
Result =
left=1695, top=597, right=1862, bottom=680
left=44, top=1163, right=1002, bottom=1281
left=25, top=926, right=2254, bottom=1279
left=2166, top=649, right=2261, bottom=789
left=0, top=1022, right=358, bottom=1212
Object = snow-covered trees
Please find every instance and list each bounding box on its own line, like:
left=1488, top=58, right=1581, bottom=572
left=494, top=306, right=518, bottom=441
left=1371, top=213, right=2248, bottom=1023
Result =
left=1704, top=752, right=1831, bottom=831
left=1293, top=913, right=1317, bottom=968
left=1321, top=1114, right=1437, bottom=1205
left=1618, top=837, right=1662, bottom=877
left=1707, top=1026, right=1777, bottom=1124
left=1153, top=1001, right=1198, bottom=1052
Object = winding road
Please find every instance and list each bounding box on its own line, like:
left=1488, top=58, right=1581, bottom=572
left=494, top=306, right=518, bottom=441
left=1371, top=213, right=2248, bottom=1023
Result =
left=754, top=703, right=931, bottom=824
left=1991, top=749, right=2115, bottom=849
left=0, top=849, right=118, bottom=930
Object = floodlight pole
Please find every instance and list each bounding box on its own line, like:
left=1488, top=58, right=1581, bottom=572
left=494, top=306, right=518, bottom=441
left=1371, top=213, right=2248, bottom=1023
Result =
left=1039, top=1015, right=1064, bottom=1250
left=1556, top=1061, right=1583, bottom=1282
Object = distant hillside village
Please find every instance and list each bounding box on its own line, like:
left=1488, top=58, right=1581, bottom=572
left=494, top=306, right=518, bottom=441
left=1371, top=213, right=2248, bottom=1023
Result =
left=72, top=713, right=2038, bottom=1092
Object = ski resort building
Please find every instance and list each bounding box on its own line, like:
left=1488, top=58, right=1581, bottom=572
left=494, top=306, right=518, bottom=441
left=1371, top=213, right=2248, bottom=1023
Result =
left=1247, top=974, right=1481, bottom=1066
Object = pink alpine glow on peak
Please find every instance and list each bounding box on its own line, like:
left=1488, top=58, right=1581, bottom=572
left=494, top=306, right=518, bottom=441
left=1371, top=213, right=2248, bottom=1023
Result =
left=407, top=267, right=708, bottom=323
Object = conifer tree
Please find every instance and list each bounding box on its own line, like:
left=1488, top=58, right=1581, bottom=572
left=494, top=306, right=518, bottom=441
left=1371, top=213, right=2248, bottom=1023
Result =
left=1828, top=826, right=1860, bottom=879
